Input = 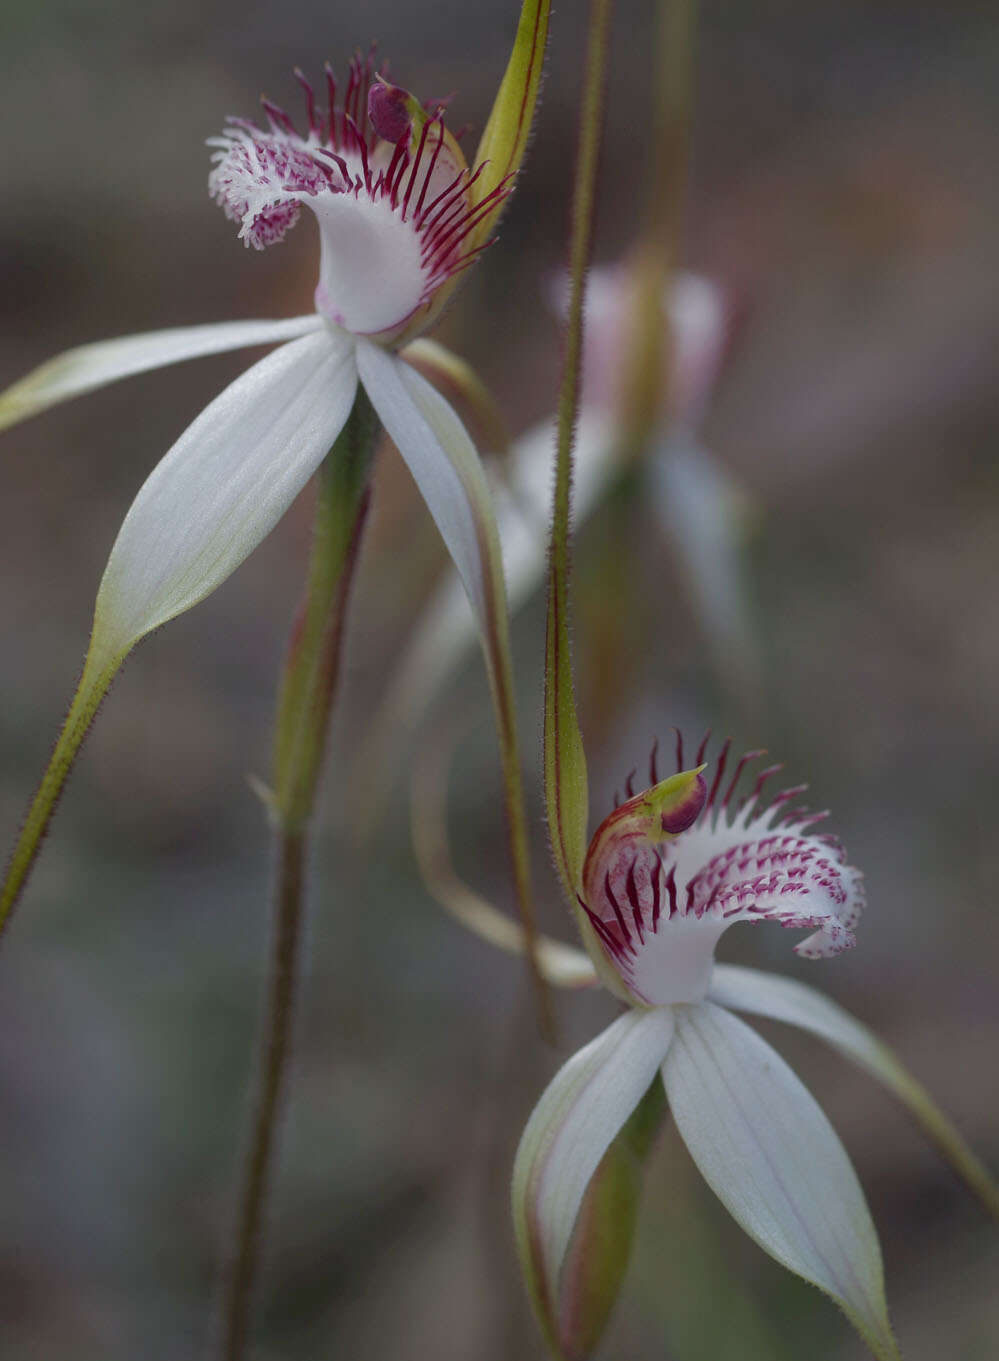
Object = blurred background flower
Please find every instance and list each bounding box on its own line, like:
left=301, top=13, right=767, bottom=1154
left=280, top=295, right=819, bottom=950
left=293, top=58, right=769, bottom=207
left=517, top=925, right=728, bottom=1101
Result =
left=1, top=1, right=997, bottom=1358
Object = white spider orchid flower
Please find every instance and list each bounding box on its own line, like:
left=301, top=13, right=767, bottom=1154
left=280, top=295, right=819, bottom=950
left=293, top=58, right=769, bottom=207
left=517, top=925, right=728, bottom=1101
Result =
left=417, top=730, right=999, bottom=1359
left=0, top=6, right=552, bottom=929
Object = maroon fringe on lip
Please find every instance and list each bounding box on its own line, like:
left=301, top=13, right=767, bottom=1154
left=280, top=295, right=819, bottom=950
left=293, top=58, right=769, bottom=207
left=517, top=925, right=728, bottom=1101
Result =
left=209, top=56, right=514, bottom=310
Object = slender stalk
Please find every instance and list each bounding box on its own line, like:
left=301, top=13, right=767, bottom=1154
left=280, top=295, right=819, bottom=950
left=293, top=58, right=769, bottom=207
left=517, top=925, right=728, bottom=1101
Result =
left=219, top=828, right=305, bottom=1361
left=218, top=389, right=376, bottom=1361
left=552, top=0, right=613, bottom=562
left=478, top=556, right=557, bottom=1042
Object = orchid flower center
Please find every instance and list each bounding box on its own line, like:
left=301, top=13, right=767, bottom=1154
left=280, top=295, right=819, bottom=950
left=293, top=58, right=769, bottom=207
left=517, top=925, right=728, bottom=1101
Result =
left=208, top=54, right=510, bottom=343
left=579, top=736, right=864, bottom=1007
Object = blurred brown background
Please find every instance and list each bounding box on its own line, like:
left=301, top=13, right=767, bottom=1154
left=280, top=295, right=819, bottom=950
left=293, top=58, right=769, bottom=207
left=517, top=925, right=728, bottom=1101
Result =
left=1, top=0, right=997, bottom=1358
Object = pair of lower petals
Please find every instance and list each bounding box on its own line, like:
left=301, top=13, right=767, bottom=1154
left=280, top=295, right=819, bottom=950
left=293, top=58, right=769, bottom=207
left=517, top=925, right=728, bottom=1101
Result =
left=513, top=957, right=996, bottom=1361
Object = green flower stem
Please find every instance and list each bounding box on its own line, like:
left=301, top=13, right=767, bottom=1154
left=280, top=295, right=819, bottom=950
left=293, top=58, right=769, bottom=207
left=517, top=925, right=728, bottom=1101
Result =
left=543, top=0, right=613, bottom=956
left=0, top=645, right=123, bottom=938
left=219, top=389, right=376, bottom=1361
left=488, top=618, right=557, bottom=1043
left=219, top=826, right=305, bottom=1361
left=272, top=389, right=377, bottom=829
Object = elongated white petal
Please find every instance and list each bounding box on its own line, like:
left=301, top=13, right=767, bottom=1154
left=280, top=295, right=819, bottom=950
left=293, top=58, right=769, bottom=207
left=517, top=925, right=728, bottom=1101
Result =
left=710, top=963, right=999, bottom=1218
left=709, top=963, right=925, bottom=1080
left=663, top=1001, right=898, bottom=1360
left=400, top=338, right=512, bottom=459
left=513, top=1008, right=675, bottom=1345
left=0, top=315, right=323, bottom=434
left=92, top=329, right=357, bottom=661
left=558, top=1080, right=666, bottom=1361
left=399, top=410, right=615, bottom=695
left=358, top=339, right=548, bottom=1013
left=352, top=409, right=615, bottom=840
left=356, top=339, right=497, bottom=623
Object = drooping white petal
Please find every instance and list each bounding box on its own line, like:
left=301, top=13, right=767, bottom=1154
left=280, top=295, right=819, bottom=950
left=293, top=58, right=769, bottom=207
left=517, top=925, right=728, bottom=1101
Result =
left=662, top=1001, right=899, bottom=1360
left=710, top=964, right=999, bottom=1218
left=92, top=328, right=357, bottom=662
left=359, top=339, right=549, bottom=1006
left=512, top=1007, right=675, bottom=1342
left=0, top=315, right=323, bottom=435
left=357, top=339, right=500, bottom=627
left=709, top=963, right=918, bottom=1080
left=352, top=408, right=616, bottom=837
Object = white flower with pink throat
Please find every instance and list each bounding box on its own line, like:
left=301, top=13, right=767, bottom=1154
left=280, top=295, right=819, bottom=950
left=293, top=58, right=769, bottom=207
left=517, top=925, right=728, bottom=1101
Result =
left=208, top=56, right=508, bottom=342
left=0, top=13, right=552, bottom=929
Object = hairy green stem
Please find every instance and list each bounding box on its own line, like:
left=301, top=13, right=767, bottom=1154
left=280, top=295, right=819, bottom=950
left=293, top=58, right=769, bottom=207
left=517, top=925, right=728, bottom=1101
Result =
left=543, top=0, right=614, bottom=905
left=218, top=390, right=376, bottom=1361
left=552, top=0, right=613, bottom=578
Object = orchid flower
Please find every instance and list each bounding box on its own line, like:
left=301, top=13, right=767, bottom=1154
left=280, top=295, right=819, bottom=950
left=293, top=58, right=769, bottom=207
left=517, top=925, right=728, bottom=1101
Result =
left=0, top=5, right=551, bottom=933
left=518, top=734, right=899, bottom=1360
left=407, top=39, right=998, bottom=1337
left=418, top=726, right=999, bottom=1359
left=355, top=266, right=755, bottom=834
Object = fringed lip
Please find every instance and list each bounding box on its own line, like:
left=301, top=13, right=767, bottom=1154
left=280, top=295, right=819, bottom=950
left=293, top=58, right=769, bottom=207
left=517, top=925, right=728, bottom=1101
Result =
left=208, top=54, right=513, bottom=342
left=578, top=734, right=865, bottom=1005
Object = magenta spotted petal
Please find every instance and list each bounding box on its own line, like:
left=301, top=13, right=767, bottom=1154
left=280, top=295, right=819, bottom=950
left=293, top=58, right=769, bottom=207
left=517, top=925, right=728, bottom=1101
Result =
left=578, top=736, right=864, bottom=1005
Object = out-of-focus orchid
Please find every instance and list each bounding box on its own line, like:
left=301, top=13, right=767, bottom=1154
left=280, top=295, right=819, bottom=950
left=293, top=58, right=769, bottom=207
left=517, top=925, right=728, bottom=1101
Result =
left=356, top=266, right=753, bottom=835
left=0, top=8, right=551, bottom=935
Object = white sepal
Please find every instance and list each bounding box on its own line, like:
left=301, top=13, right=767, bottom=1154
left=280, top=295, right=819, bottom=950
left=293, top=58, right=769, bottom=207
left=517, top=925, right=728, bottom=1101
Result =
left=356, top=340, right=501, bottom=627
left=512, top=1007, right=675, bottom=1349
left=0, top=315, right=323, bottom=434
left=662, top=1001, right=899, bottom=1360
left=709, top=964, right=921, bottom=1085
left=352, top=409, right=616, bottom=837
left=92, top=329, right=357, bottom=662
left=710, top=964, right=999, bottom=1219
